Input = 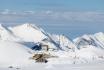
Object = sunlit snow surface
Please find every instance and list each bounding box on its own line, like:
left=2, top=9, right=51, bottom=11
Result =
left=0, top=23, right=104, bottom=70
left=0, top=63, right=104, bottom=70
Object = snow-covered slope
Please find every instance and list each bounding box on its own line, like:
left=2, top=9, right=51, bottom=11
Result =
left=0, top=23, right=104, bottom=67
left=73, top=33, right=104, bottom=63
left=75, top=45, right=104, bottom=63
left=0, top=41, right=33, bottom=67
left=49, top=34, right=75, bottom=51
left=9, top=23, right=47, bottom=42
left=0, top=24, right=21, bottom=41
left=0, top=23, right=75, bottom=51
left=94, top=32, right=104, bottom=48
left=73, top=33, right=104, bottom=49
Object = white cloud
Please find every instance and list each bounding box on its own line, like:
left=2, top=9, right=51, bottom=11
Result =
left=0, top=10, right=104, bottom=23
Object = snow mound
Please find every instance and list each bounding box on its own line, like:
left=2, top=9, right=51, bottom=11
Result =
left=76, top=45, right=104, bottom=62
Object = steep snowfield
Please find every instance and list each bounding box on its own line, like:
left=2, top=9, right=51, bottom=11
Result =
left=9, top=23, right=47, bottom=42
left=73, top=34, right=104, bottom=49
left=50, top=34, right=75, bottom=51
left=0, top=24, right=21, bottom=42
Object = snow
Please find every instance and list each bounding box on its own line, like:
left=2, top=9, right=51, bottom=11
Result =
left=1, top=63, right=104, bottom=70
left=0, top=23, right=104, bottom=70
left=76, top=45, right=104, bottom=61
left=50, top=34, right=75, bottom=51
left=94, top=32, right=104, bottom=48
left=73, top=33, right=104, bottom=49
left=0, top=40, right=34, bottom=67
left=0, top=24, right=21, bottom=41
left=9, top=23, right=47, bottom=42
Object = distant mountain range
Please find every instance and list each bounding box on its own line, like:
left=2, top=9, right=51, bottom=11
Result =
left=0, top=23, right=104, bottom=66
left=0, top=23, right=104, bottom=51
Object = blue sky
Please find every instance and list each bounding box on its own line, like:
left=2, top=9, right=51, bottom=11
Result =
left=0, top=0, right=104, bottom=11
left=0, top=0, right=104, bottom=39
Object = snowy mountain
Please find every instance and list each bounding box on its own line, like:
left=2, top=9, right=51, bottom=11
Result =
left=1, top=23, right=104, bottom=52
left=0, top=24, right=21, bottom=41
left=73, top=32, right=104, bottom=49
left=73, top=33, right=104, bottom=63
left=0, top=23, right=75, bottom=51
left=1, top=23, right=104, bottom=50
left=49, top=34, right=75, bottom=51
left=9, top=23, right=47, bottom=42
left=0, top=23, right=104, bottom=68
left=73, top=34, right=100, bottom=49
left=94, top=32, right=104, bottom=48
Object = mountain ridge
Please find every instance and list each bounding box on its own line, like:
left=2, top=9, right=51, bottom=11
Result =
left=1, top=23, right=104, bottom=51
